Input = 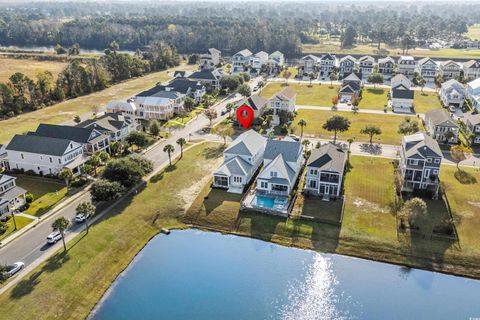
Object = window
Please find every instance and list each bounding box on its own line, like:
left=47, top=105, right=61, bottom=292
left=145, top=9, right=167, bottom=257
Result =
left=21, top=153, right=24, bottom=160
left=434, top=159, right=440, bottom=164
left=49, top=157, right=53, bottom=163
left=233, top=176, right=242, bottom=183
left=309, top=180, right=317, bottom=189
left=427, top=158, right=432, bottom=163
left=270, top=171, right=277, bottom=177
left=260, top=181, right=268, bottom=189
left=309, top=169, right=318, bottom=175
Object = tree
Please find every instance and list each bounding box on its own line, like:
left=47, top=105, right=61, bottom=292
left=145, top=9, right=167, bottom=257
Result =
left=0, top=266, right=9, bottom=283
left=80, top=163, right=94, bottom=176
left=225, top=103, right=234, bottom=116
left=450, top=145, right=472, bottom=171
left=86, top=154, right=101, bottom=175
left=302, top=139, right=311, bottom=152
left=76, top=201, right=96, bottom=232
left=58, top=168, right=74, bottom=188
left=283, top=69, right=292, bottom=85
left=127, top=154, right=154, bottom=174
left=332, top=95, right=339, bottom=106
left=163, top=144, right=175, bottom=167
left=90, top=179, right=125, bottom=202
left=188, top=54, right=199, bottom=64
left=176, top=138, right=187, bottom=157
left=360, top=125, right=382, bottom=144
left=110, top=141, right=122, bottom=156
left=54, top=44, right=67, bottom=55
left=322, top=115, right=351, bottom=143
left=297, top=119, right=307, bottom=138
left=399, top=197, right=427, bottom=227
left=367, top=72, right=384, bottom=88
left=308, top=73, right=315, bottom=86
left=97, top=151, right=110, bottom=164
left=184, top=96, right=195, bottom=110
left=212, top=126, right=234, bottom=145
left=203, top=94, right=213, bottom=108
left=341, top=25, right=357, bottom=48
left=329, top=70, right=338, bottom=87
left=398, top=117, right=420, bottom=135
left=347, top=137, right=355, bottom=153
left=149, top=120, right=161, bottom=137
left=52, top=216, right=70, bottom=252
left=126, top=131, right=148, bottom=151
left=103, top=158, right=146, bottom=188
left=73, top=115, right=81, bottom=124
left=204, top=109, right=218, bottom=127
left=237, top=83, right=251, bottom=97
left=415, top=74, right=426, bottom=93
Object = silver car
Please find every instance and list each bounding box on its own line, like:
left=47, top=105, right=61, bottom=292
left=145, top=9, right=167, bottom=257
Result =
left=6, top=262, right=25, bottom=277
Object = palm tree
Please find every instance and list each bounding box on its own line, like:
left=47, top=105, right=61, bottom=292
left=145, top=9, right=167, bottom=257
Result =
left=163, top=144, right=175, bottom=167
left=176, top=138, right=187, bottom=158
left=347, top=137, right=355, bottom=153
left=58, top=168, right=74, bottom=188
left=297, top=119, right=307, bottom=138
left=302, top=139, right=311, bottom=152
left=75, top=201, right=96, bottom=233
left=97, top=150, right=110, bottom=164
left=52, top=216, right=70, bottom=252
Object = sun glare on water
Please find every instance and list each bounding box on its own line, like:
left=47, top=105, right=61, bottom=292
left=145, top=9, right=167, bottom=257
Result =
left=277, top=254, right=355, bottom=320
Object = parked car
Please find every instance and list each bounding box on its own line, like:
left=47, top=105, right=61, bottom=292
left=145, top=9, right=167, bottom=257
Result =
left=448, top=105, right=456, bottom=113
left=220, top=110, right=227, bottom=116
left=253, top=85, right=259, bottom=91
left=288, top=134, right=300, bottom=141
left=75, top=213, right=91, bottom=223
left=46, top=231, right=62, bottom=244
left=5, top=262, right=24, bottom=277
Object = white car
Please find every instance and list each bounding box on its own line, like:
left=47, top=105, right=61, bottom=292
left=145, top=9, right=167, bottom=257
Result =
left=253, top=85, right=259, bottom=91
left=46, top=231, right=62, bottom=244
left=75, top=213, right=90, bottom=223
left=6, top=262, right=24, bottom=277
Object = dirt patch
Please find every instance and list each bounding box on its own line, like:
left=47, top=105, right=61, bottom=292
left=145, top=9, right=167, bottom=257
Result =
left=180, top=158, right=222, bottom=210
left=352, top=197, right=389, bottom=213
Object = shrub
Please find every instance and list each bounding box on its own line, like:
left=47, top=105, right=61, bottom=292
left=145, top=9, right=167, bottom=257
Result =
left=103, top=158, right=145, bottom=188
left=0, top=222, right=7, bottom=235
left=127, top=154, right=154, bottom=174
left=90, top=179, right=125, bottom=202
left=25, top=193, right=34, bottom=203
left=71, top=177, right=90, bottom=188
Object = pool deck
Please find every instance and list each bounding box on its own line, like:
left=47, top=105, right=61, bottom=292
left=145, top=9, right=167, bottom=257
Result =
left=240, top=188, right=290, bottom=216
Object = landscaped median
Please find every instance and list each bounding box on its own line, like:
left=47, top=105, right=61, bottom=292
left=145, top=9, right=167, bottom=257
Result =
left=0, top=142, right=223, bottom=320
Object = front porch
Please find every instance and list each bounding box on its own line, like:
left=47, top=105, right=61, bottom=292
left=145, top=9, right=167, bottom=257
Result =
left=0, top=186, right=27, bottom=217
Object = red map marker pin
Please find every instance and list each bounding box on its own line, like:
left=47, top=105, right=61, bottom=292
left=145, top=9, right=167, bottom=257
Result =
left=236, top=105, right=254, bottom=129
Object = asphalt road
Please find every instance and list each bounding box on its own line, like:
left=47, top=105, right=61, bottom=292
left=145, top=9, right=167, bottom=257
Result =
left=0, top=93, right=239, bottom=268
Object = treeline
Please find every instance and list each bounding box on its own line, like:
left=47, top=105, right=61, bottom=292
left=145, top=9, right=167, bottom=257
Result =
left=0, top=41, right=179, bottom=118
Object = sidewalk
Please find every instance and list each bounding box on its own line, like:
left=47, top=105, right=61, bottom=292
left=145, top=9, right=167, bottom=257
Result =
left=296, top=104, right=425, bottom=118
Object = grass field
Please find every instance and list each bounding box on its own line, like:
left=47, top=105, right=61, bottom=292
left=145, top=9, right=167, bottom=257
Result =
left=0, top=64, right=191, bottom=144
left=292, top=109, right=419, bottom=145
left=0, top=215, right=34, bottom=241
left=466, top=24, right=480, bottom=41
left=413, top=91, right=443, bottom=113
left=359, top=88, right=389, bottom=110
left=14, top=176, right=67, bottom=217
left=302, top=42, right=480, bottom=59
left=0, top=57, right=67, bottom=83
left=260, top=82, right=339, bottom=106
left=0, top=142, right=222, bottom=320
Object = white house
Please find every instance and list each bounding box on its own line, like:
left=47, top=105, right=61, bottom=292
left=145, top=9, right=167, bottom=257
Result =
left=462, top=60, right=480, bottom=81
left=425, top=109, right=460, bottom=144
left=338, top=55, right=356, bottom=79
left=250, top=51, right=269, bottom=75
left=466, top=77, right=480, bottom=111
left=232, top=49, right=253, bottom=73
left=106, top=100, right=137, bottom=116
left=255, top=138, right=303, bottom=196
left=304, top=143, right=346, bottom=200
left=298, top=55, right=319, bottom=78
left=439, top=60, right=462, bottom=81
left=199, top=48, right=221, bottom=71
left=439, top=79, right=465, bottom=109
left=378, top=56, right=395, bottom=80
left=235, top=94, right=269, bottom=119
left=269, top=87, right=296, bottom=125
left=161, top=78, right=206, bottom=103
left=212, top=130, right=266, bottom=193
left=318, top=54, right=336, bottom=80
left=398, top=56, right=416, bottom=79
left=415, top=57, right=438, bottom=82
left=0, top=174, right=26, bottom=217
left=5, top=134, right=87, bottom=176
left=390, top=74, right=414, bottom=113
left=77, top=113, right=140, bottom=142
left=358, top=55, right=375, bottom=80
left=188, top=68, right=224, bottom=91
left=267, top=51, right=285, bottom=74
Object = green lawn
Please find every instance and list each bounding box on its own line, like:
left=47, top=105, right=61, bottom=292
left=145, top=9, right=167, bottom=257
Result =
left=359, top=88, right=389, bottom=110
left=466, top=24, right=480, bottom=41
left=280, top=67, right=298, bottom=79
left=260, top=83, right=339, bottom=106
left=293, top=193, right=343, bottom=224
left=0, top=64, right=195, bottom=144
left=0, top=215, right=34, bottom=241
left=0, top=142, right=223, bottom=320
left=14, top=176, right=67, bottom=217
left=413, top=91, right=443, bottom=113
left=302, top=42, right=480, bottom=59
left=293, top=109, right=419, bottom=145
left=340, top=156, right=398, bottom=243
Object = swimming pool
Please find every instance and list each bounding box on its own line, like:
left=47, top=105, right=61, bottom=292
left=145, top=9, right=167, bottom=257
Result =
left=253, top=195, right=275, bottom=208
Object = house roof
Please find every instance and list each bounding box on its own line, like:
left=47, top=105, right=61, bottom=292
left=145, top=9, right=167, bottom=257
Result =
left=214, top=156, right=252, bottom=177
left=340, top=55, right=356, bottom=63
left=262, top=153, right=296, bottom=185
left=208, top=48, right=221, bottom=55
left=0, top=174, right=14, bottom=186
left=378, top=56, right=395, bottom=64
left=224, top=129, right=266, bottom=157
left=272, top=87, right=296, bottom=100
left=270, top=50, right=283, bottom=57
left=321, top=53, right=336, bottom=61
left=417, top=57, right=436, bottom=66
left=0, top=185, right=26, bottom=202
left=264, top=139, right=302, bottom=163
left=359, top=55, right=375, bottom=63
left=188, top=70, right=220, bottom=81
left=307, top=143, right=346, bottom=173
left=235, top=49, right=252, bottom=57
left=33, top=124, right=102, bottom=144
left=236, top=95, right=269, bottom=111
left=463, top=111, right=480, bottom=126
left=463, top=59, right=480, bottom=69
left=301, top=54, right=319, bottom=61
left=391, top=74, right=411, bottom=88
left=6, top=134, right=75, bottom=156
left=343, top=72, right=361, bottom=82
left=441, top=60, right=461, bottom=69
left=392, top=88, right=414, bottom=99
left=254, top=51, right=269, bottom=59
left=425, top=109, right=459, bottom=128
left=399, top=55, right=415, bottom=62
left=106, top=101, right=136, bottom=113
left=467, top=77, right=480, bottom=90
left=403, top=132, right=442, bottom=159
left=77, top=113, right=131, bottom=132
left=441, top=79, right=464, bottom=92
left=173, top=70, right=192, bottom=78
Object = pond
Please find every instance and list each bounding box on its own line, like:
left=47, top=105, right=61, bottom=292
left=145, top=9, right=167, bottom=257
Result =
left=91, top=230, right=480, bottom=320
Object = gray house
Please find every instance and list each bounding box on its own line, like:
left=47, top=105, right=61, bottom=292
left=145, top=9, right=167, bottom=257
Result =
left=400, top=132, right=443, bottom=197
left=304, top=143, right=346, bottom=200
left=462, top=111, right=480, bottom=145
left=439, top=79, right=465, bottom=109
left=0, top=174, right=27, bottom=217
left=424, top=109, right=459, bottom=144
